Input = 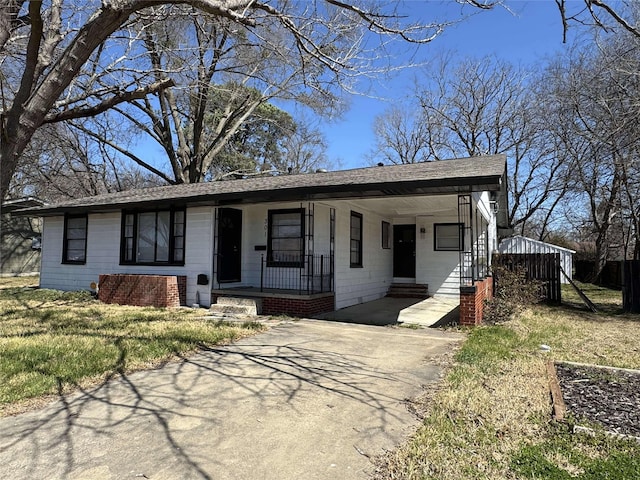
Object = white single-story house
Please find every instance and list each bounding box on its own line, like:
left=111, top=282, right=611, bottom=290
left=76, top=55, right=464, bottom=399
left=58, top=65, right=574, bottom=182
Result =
left=16, top=155, right=509, bottom=324
left=498, top=235, right=575, bottom=284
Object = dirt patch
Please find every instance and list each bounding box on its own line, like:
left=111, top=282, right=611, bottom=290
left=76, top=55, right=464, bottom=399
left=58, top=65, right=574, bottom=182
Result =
left=556, top=362, right=640, bottom=438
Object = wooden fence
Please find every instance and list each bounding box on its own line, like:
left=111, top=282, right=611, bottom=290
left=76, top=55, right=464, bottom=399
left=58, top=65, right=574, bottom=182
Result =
left=575, top=260, right=623, bottom=289
left=492, top=253, right=562, bottom=304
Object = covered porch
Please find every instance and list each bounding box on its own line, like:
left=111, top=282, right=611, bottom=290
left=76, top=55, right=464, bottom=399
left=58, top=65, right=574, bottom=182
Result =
left=209, top=190, right=499, bottom=321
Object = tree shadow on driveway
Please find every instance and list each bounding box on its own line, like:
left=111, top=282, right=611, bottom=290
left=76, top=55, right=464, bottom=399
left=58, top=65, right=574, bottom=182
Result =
left=0, top=320, right=463, bottom=480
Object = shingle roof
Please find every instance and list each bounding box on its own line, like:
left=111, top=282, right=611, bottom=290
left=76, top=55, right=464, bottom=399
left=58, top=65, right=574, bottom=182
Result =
left=17, top=155, right=506, bottom=216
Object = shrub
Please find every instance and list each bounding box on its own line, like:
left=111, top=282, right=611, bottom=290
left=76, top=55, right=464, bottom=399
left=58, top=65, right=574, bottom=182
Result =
left=484, top=266, right=545, bottom=324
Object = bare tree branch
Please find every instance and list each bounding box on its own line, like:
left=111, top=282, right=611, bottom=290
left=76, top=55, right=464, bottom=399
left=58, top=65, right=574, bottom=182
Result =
left=69, top=121, right=176, bottom=185
left=43, top=77, right=175, bottom=123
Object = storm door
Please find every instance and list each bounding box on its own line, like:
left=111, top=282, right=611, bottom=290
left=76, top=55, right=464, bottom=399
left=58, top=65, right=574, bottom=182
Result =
left=217, top=208, right=242, bottom=283
left=393, top=224, right=416, bottom=278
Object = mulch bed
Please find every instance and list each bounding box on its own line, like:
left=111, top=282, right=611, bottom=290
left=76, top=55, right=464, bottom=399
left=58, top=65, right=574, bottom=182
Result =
left=555, top=362, right=640, bottom=438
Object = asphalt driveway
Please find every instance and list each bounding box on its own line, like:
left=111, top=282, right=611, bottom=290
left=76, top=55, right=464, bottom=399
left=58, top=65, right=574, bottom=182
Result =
left=0, top=319, right=463, bottom=480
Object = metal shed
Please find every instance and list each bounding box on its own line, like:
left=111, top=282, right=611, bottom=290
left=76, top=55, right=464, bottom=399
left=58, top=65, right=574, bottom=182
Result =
left=498, top=235, right=575, bottom=283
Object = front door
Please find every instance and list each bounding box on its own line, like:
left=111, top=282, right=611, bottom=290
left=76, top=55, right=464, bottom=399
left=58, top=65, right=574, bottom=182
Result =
left=393, top=224, right=416, bottom=278
left=217, top=208, right=242, bottom=283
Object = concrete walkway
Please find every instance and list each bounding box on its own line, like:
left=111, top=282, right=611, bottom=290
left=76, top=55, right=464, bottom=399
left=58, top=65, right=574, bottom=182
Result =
left=0, top=320, right=463, bottom=480
left=316, top=296, right=459, bottom=327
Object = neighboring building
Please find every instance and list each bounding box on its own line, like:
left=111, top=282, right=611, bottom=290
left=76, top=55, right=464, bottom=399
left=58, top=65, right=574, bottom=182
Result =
left=1, top=197, right=44, bottom=276
left=498, top=235, right=575, bottom=283
left=15, top=156, right=509, bottom=322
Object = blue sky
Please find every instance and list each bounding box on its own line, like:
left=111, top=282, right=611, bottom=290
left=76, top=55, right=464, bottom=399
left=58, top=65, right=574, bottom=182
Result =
left=322, top=1, right=576, bottom=169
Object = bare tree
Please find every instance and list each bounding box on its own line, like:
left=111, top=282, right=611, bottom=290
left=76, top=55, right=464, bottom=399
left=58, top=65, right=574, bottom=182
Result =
left=10, top=122, right=161, bottom=202
left=396, top=56, right=569, bottom=235
left=368, top=105, right=432, bottom=165
left=542, top=28, right=640, bottom=277
left=2, top=0, right=639, bottom=201
left=275, top=116, right=331, bottom=174
left=1, top=0, right=492, bottom=201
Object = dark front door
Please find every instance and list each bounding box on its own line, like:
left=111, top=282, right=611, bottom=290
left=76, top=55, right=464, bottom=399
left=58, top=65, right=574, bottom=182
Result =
left=217, top=208, right=242, bottom=283
left=393, top=224, right=416, bottom=278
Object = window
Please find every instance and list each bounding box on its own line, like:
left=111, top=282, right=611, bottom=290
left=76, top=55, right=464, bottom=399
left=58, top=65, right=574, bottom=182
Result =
left=63, top=215, right=87, bottom=264
left=121, top=208, right=185, bottom=265
left=434, top=223, right=463, bottom=251
left=381, top=221, right=390, bottom=249
left=350, top=211, right=363, bottom=267
left=31, top=236, right=42, bottom=251
left=267, top=208, right=304, bottom=267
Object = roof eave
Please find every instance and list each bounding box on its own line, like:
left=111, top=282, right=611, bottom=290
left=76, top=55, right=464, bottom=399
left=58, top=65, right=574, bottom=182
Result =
left=14, top=173, right=504, bottom=217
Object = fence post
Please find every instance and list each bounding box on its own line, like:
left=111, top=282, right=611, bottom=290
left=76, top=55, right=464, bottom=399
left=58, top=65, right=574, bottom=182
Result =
left=623, top=260, right=640, bottom=313
left=320, top=255, right=324, bottom=293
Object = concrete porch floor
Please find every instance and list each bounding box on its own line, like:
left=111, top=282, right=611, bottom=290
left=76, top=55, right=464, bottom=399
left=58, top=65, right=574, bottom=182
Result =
left=314, top=295, right=459, bottom=327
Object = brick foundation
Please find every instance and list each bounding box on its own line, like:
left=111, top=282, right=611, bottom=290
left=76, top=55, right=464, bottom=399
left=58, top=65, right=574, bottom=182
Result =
left=98, top=274, right=187, bottom=308
left=261, top=294, right=335, bottom=317
left=459, top=277, right=493, bottom=327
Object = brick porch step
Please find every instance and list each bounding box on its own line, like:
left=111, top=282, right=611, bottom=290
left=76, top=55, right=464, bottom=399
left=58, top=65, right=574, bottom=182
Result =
left=387, top=283, right=429, bottom=299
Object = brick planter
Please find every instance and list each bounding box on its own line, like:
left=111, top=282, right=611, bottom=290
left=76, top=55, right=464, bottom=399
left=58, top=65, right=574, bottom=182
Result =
left=459, top=277, right=493, bottom=326
left=98, top=274, right=187, bottom=308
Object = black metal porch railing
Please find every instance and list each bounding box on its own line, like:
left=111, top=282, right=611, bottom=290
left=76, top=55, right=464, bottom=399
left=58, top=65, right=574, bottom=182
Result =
left=260, top=254, right=334, bottom=294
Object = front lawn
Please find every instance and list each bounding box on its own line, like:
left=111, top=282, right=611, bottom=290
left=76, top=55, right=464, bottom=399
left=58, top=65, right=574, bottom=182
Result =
left=377, top=283, right=640, bottom=479
left=0, top=285, right=263, bottom=416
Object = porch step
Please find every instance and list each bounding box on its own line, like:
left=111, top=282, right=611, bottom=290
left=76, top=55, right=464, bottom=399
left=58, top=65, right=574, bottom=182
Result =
left=210, top=296, right=258, bottom=316
left=387, top=283, right=429, bottom=299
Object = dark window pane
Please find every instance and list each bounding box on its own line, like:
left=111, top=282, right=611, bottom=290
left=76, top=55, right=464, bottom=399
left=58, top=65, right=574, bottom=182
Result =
left=137, top=212, right=156, bottom=262
left=350, top=212, right=362, bottom=267
left=156, top=211, right=170, bottom=262
left=64, top=216, right=87, bottom=263
left=268, top=209, right=303, bottom=266
left=435, top=224, right=463, bottom=251
left=121, top=209, right=185, bottom=265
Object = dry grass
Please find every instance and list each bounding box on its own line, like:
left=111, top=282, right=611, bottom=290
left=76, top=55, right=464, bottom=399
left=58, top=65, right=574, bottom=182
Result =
left=0, top=275, right=39, bottom=289
left=562, top=281, right=623, bottom=314
left=377, top=284, right=640, bottom=479
left=518, top=306, right=640, bottom=369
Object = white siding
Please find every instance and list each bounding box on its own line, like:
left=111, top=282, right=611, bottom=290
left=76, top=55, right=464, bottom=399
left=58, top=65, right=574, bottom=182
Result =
left=39, top=192, right=501, bottom=311
left=331, top=201, right=393, bottom=310
left=415, top=214, right=462, bottom=298
left=40, top=207, right=215, bottom=306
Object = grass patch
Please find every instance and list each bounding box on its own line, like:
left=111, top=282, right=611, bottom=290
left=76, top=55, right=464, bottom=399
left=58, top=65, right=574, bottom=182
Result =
left=0, top=286, right=264, bottom=415
left=511, top=423, right=640, bottom=480
left=562, top=280, right=623, bottom=315
left=399, top=323, right=422, bottom=330
left=377, top=284, right=640, bottom=479
left=0, top=275, right=39, bottom=289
